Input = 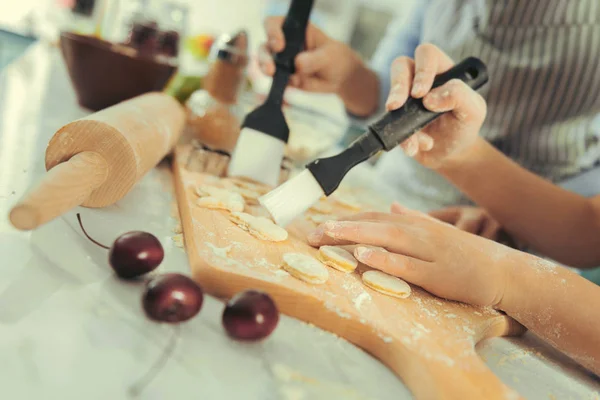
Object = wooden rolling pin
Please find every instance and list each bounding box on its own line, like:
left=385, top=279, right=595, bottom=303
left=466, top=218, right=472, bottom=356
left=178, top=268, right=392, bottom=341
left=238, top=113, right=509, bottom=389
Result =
left=9, top=92, right=186, bottom=231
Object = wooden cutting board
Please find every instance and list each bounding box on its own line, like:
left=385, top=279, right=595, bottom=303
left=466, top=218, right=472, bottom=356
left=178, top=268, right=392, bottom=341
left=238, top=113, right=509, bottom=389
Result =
left=172, top=144, right=525, bottom=400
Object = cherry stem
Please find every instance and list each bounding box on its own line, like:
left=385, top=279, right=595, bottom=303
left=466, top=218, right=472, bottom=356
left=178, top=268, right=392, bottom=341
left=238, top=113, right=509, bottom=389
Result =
left=128, top=324, right=181, bottom=397
left=76, top=213, right=110, bottom=250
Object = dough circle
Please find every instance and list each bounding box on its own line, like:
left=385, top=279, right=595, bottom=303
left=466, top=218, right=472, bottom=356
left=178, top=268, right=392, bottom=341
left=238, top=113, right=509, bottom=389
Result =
left=309, top=200, right=333, bottom=214
left=361, top=271, right=411, bottom=298
left=282, top=253, right=329, bottom=284
left=195, top=184, right=245, bottom=212
left=306, top=213, right=331, bottom=224
left=230, top=212, right=288, bottom=242
left=318, top=246, right=358, bottom=273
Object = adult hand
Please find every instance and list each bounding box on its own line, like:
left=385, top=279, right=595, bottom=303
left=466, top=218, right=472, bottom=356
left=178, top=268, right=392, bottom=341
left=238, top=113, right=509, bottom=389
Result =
left=259, top=16, right=364, bottom=94
left=385, top=44, right=487, bottom=169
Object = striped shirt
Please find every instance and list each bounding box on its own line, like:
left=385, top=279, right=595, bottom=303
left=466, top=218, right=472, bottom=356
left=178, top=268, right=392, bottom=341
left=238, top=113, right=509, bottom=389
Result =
left=372, top=0, right=600, bottom=210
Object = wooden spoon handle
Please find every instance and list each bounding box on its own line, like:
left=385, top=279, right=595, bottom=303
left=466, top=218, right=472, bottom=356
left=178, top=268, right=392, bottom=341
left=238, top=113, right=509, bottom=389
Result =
left=10, top=151, right=109, bottom=230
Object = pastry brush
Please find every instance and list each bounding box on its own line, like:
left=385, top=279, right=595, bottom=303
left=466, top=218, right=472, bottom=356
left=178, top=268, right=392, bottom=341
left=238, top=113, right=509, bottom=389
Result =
left=227, top=0, right=314, bottom=186
left=259, top=57, right=489, bottom=226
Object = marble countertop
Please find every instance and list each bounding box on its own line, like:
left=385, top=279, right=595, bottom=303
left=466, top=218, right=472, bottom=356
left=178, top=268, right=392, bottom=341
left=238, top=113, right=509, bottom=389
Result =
left=1, top=42, right=599, bottom=400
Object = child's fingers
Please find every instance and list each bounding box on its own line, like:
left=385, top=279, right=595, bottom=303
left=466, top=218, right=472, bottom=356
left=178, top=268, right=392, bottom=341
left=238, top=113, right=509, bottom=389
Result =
left=454, top=214, right=483, bottom=234
left=480, top=218, right=501, bottom=240
left=422, top=79, right=487, bottom=123
left=307, top=224, right=355, bottom=247
left=321, top=220, right=428, bottom=260
left=411, top=43, right=454, bottom=98
left=264, top=17, right=285, bottom=52
left=307, top=213, right=400, bottom=246
left=354, top=246, right=430, bottom=285
left=386, top=56, right=414, bottom=110
left=428, top=207, right=461, bottom=224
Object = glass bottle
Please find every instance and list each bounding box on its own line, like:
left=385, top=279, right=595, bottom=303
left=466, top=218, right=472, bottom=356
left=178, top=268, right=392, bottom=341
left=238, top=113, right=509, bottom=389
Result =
left=185, top=31, right=249, bottom=153
left=156, top=1, right=189, bottom=60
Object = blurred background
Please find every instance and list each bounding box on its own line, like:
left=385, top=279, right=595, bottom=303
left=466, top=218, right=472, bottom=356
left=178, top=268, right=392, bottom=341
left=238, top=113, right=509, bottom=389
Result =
left=0, top=0, right=417, bottom=163
left=0, top=0, right=414, bottom=62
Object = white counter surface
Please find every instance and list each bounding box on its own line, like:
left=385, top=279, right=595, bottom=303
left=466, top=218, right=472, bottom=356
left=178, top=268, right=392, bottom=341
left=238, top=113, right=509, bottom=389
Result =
left=0, top=42, right=599, bottom=400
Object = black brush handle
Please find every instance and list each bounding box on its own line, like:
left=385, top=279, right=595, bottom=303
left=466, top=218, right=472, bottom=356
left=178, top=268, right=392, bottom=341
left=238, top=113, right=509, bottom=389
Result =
left=369, top=57, right=488, bottom=150
left=307, top=57, right=488, bottom=196
left=274, top=0, right=315, bottom=73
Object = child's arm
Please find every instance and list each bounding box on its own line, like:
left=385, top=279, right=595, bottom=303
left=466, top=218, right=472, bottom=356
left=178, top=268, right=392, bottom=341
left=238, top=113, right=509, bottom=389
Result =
left=438, top=138, right=600, bottom=267
left=500, top=249, right=600, bottom=372
left=386, top=43, right=600, bottom=268
left=307, top=208, right=600, bottom=374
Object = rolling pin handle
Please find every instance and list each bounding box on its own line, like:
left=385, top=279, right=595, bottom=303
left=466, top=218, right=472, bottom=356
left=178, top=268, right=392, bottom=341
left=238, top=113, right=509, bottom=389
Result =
left=9, top=151, right=109, bottom=231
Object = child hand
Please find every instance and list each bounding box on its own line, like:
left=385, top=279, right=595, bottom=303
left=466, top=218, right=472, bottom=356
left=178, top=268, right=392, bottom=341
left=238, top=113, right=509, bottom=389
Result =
left=385, top=44, right=487, bottom=169
left=307, top=204, right=515, bottom=307
left=259, top=16, right=365, bottom=94
left=429, top=206, right=502, bottom=240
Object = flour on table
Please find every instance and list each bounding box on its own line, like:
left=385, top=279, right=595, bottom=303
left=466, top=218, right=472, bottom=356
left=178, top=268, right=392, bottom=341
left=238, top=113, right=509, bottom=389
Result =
left=318, top=246, right=358, bottom=273
left=278, top=386, right=305, bottom=400
left=230, top=212, right=288, bottom=242
left=172, top=234, right=184, bottom=248
left=205, top=242, right=232, bottom=258
left=282, top=253, right=328, bottom=284
left=361, top=271, right=411, bottom=299
left=462, top=326, right=476, bottom=335
left=352, top=292, right=371, bottom=311
left=172, top=223, right=182, bottom=234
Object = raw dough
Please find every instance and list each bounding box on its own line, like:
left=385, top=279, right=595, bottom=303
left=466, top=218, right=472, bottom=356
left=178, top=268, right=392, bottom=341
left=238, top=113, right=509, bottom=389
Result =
left=362, top=270, right=411, bottom=298
left=282, top=253, right=329, bottom=284
left=222, top=177, right=270, bottom=195
left=309, top=200, right=333, bottom=214
left=306, top=213, right=331, bottom=224
left=225, top=185, right=262, bottom=205
left=318, top=246, right=358, bottom=273
left=230, top=212, right=288, bottom=242
left=195, top=184, right=245, bottom=212
left=330, top=187, right=361, bottom=210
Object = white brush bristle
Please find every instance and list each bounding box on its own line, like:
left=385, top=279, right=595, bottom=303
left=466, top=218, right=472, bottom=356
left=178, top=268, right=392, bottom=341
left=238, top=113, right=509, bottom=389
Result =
left=228, top=127, right=285, bottom=186
left=259, top=169, right=324, bottom=227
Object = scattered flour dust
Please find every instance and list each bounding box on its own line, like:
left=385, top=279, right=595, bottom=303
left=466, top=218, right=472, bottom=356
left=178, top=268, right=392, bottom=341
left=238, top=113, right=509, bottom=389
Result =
left=342, top=275, right=372, bottom=312
left=352, top=292, right=371, bottom=312
left=377, top=332, right=393, bottom=343
left=531, top=257, right=558, bottom=274
left=205, top=242, right=232, bottom=258
left=270, top=363, right=374, bottom=400
left=324, top=300, right=352, bottom=319
left=279, top=386, right=305, bottom=400
left=445, top=313, right=458, bottom=319
left=462, top=326, right=476, bottom=335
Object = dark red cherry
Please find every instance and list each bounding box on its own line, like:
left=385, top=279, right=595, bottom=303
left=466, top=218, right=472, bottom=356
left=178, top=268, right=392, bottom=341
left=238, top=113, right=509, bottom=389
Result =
left=222, top=290, right=279, bottom=341
left=143, top=273, right=203, bottom=323
left=109, top=232, right=164, bottom=279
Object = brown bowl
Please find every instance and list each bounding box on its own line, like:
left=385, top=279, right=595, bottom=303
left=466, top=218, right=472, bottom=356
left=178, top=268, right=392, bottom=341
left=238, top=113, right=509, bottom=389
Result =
left=59, top=31, right=177, bottom=111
